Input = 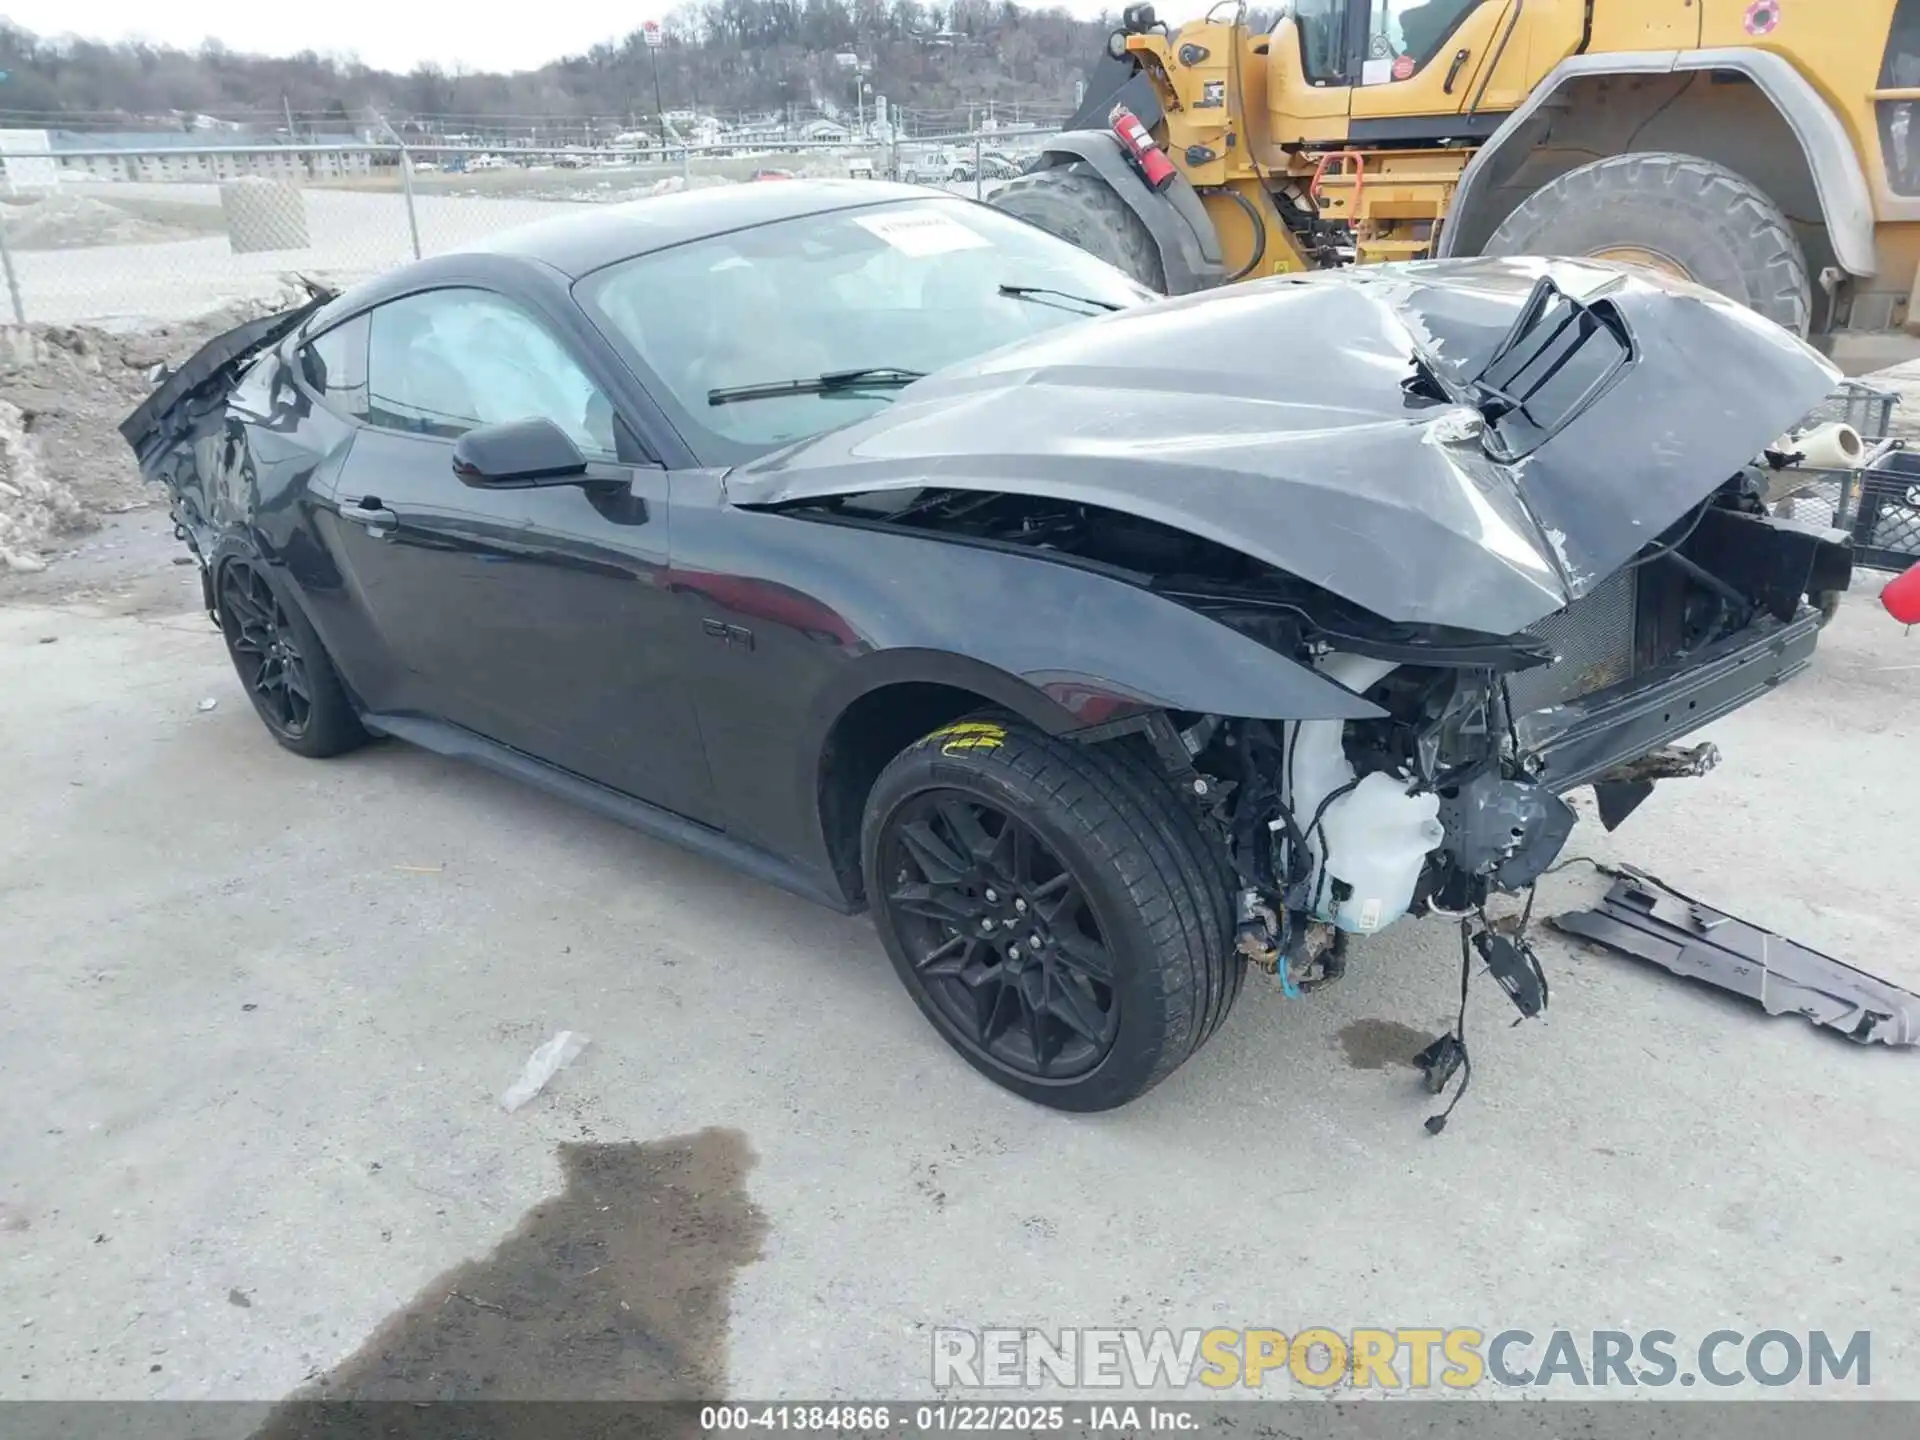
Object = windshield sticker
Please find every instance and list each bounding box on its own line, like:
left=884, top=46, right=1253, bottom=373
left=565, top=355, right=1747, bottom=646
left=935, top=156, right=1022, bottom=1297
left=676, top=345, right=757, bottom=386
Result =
left=854, top=211, right=993, bottom=256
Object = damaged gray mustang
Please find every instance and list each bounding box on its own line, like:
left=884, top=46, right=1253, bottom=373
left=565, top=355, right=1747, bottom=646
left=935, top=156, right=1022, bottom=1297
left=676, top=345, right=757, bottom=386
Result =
left=124, top=181, right=1852, bottom=1114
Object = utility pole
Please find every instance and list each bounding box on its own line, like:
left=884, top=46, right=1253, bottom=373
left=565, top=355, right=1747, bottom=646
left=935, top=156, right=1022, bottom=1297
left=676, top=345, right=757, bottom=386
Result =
left=644, top=20, right=668, bottom=150
left=282, top=93, right=296, bottom=142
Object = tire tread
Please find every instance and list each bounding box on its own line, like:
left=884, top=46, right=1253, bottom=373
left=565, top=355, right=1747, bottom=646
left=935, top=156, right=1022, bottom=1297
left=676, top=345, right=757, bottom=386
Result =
left=1483, top=151, right=1811, bottom=334
left=867, top=715, right=1242, bottom=1108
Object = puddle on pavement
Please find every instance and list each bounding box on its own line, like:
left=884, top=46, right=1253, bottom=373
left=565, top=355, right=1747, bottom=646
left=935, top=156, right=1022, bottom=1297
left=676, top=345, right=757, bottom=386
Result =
left=253, top=1127, right=765, bottom=1425
left=1336, top=1018, right=1432, bottom=1070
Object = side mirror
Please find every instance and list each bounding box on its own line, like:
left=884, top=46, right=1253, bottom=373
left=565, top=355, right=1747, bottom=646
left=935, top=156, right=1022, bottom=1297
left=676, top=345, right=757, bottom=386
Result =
left=451, top=417, right=588, bottom=488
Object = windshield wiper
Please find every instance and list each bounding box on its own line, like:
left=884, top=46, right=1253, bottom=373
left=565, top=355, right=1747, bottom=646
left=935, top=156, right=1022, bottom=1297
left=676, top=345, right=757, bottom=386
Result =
left=997, top=284, right=1122, bottom=314
left=708, top=366, right=927, bottom=407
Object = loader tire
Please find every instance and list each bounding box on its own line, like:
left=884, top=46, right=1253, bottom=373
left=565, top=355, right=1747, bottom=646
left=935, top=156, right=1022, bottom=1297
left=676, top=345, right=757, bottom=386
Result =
left=989, top=167, right=1168, bottom=293
left=863, top=715, right=1238, bottom=1111
left=1483, top=152, right=1811, bottom=335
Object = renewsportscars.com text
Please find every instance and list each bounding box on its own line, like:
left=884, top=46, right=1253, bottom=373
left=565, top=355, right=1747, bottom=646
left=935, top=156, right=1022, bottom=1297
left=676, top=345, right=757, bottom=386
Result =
left=932, top=1326, right=1872, bottom=1391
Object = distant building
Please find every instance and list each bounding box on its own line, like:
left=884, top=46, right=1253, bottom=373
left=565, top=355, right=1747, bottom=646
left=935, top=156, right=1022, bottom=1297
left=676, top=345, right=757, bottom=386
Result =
left=801, top=119, right=852, bottom=144
left=728, top=116, right=789, bottom=147
left=17, top=130, right=376, bottom=183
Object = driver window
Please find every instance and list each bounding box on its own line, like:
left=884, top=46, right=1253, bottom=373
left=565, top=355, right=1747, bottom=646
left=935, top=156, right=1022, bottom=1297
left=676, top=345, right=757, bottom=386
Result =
left=1368, top=0, right=1480, bottom=76
left=365, top=288, right=618, bottom=458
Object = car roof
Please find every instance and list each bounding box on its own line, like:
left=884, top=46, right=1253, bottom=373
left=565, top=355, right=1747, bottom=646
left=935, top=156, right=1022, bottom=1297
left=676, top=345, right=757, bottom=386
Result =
left=457, top=178, right=941, bottom=279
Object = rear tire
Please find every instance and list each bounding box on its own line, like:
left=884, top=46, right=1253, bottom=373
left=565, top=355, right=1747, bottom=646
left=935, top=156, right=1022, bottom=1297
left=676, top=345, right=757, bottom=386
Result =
left=989, top=167, right=1169, bottom=293
left=862, top=715, right=1238, bottom=1111
left=217, top=557, right=368, bottom=760
left=1482, top=152, right=1811, bottom=335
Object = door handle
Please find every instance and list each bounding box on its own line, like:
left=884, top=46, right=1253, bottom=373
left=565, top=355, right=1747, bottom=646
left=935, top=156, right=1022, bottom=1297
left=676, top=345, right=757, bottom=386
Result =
left=1443, top=47, right=1472, bottom=94
left=343, top=499, right=398, bottom=534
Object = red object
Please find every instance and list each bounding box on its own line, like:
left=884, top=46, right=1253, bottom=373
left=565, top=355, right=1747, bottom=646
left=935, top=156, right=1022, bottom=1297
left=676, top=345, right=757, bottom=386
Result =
left=1308, top=148, right=1368, bottom=208
left=1391, top=54, right=1416, bottom=80
left=1109, top=104, right=1177, bottom=191
left=1882, top=562, right=1920, bottom=625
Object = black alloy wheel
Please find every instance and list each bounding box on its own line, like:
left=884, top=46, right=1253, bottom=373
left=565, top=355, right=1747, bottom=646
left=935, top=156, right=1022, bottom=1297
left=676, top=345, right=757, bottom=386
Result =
left=221, top=560, right=314, bottom=741
left=214, top=557, right=367, bottom=759
left=863, top=715, right=1243, bottom=1110
left=883, top=788, right=1121, bottom=1082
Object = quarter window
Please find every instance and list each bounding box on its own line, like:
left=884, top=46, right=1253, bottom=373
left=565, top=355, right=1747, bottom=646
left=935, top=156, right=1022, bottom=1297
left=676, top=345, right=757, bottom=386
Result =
left=297, top=313, right=369, bottom=420
left=365, top=288, right=618, bottom=456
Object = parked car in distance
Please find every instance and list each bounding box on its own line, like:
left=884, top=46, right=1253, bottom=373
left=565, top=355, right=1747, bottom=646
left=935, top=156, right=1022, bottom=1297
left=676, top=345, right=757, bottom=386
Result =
left=123, top=182, right=1850, bottom=1112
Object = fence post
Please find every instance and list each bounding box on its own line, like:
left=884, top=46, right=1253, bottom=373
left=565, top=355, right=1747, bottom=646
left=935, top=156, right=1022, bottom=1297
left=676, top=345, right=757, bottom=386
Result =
left=974, top=133, right=983, bottom=201
left=0, top=215, right=22, bottom=324
left=396, top=143, right=423, bottom=260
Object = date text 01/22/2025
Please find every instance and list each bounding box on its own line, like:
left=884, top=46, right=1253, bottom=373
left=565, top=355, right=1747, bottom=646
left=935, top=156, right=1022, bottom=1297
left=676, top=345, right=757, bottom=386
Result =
left=699, top=1405, right=1196, bottom=1432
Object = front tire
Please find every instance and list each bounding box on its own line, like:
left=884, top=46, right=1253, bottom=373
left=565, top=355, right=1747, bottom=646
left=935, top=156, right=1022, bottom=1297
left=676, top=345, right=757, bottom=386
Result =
left=1482, top=152, right=1811, bottom=335
left=217, top=558, right=367, bottom=759
left=862, top=716, right=1238, bottom=1111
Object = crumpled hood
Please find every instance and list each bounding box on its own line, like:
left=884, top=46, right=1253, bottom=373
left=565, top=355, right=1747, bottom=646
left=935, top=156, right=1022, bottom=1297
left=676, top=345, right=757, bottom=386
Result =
left=728, top=257, right=1839, bottom=634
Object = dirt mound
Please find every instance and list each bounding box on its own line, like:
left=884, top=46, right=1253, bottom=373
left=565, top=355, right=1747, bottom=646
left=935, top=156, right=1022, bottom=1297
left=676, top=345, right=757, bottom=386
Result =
left=0, top=192, right=196, bottom=250
left=0, top=279, right=318, bottom=572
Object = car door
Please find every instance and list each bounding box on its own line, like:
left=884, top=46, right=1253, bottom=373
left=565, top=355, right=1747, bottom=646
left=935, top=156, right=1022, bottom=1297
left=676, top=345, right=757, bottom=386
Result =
left=305, top=285, right=715, bottom=822
left=303, top=291, right=540, bottom=739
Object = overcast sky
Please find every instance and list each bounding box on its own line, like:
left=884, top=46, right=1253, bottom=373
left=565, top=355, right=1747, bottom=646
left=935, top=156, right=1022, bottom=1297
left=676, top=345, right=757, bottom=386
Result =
left=0, top=1, right=1216, bottom=74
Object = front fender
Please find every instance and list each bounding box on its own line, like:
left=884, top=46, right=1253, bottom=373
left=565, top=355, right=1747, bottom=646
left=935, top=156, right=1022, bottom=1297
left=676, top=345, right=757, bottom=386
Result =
left=682, top=502, right=1386, bottom=887
left=1440, top=49, right=1877, bottom=279
left=797, top=524, right=1387, bottom=736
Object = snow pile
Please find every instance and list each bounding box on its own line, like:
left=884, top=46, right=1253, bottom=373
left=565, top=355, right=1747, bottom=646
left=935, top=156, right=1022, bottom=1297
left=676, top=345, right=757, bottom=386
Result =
left=555, top=174, right=737, bottom=203
left=0, top=278, right=323, bottom=572
left=1, top=193, right=196, bottom=250
left=0, top=398, right=87, bottom=572
left=638, top=173, right=735, bottom=197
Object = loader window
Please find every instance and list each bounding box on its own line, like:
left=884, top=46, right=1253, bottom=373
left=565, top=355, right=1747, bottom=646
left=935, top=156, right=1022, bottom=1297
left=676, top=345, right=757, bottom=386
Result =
left=1293, top=0, right=1351, bottom=83
left=1878, top=0, right=1920, bottom=194
left=1370, top=0, right=1481, bottom=72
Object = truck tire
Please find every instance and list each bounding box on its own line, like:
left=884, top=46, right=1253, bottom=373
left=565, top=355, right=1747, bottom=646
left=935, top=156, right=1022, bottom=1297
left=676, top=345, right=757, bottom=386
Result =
left=989, top=167, right=1168, bottom=293
left=1482, top=152, right=1811, bottom=335
left=862, top=714, right=1237, bottom=1111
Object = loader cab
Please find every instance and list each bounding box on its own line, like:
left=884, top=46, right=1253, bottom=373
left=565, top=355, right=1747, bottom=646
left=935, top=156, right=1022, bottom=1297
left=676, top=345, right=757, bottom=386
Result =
left=1268, top=0, right=1596, bottom=140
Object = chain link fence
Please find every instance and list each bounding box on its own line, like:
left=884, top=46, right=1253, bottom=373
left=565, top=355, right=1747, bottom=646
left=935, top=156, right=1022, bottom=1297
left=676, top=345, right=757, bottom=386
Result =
left=0, top=134, right=1042, bottom=328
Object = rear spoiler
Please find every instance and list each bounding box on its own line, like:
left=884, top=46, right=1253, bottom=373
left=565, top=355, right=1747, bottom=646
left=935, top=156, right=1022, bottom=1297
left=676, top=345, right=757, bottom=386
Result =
left=118, top=284, right=337, bottom=468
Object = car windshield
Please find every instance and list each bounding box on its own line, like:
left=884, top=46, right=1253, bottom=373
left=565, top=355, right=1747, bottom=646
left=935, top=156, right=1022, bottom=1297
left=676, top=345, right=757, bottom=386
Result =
left=575, top=196, right=1156, bottom=462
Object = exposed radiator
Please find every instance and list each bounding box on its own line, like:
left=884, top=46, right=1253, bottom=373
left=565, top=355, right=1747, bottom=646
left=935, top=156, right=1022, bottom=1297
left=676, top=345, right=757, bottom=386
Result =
left=1505, top=567, right=1642, bottom=715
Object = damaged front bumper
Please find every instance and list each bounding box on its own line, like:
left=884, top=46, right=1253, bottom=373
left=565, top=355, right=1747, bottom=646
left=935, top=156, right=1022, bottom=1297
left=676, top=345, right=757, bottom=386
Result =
left=1513, top=604, right=1822, bottom=793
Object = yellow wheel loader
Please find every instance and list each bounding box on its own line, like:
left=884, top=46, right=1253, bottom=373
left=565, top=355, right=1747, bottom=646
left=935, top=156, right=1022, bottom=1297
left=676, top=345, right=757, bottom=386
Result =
left=989, top=0, right=1920, bottom=372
